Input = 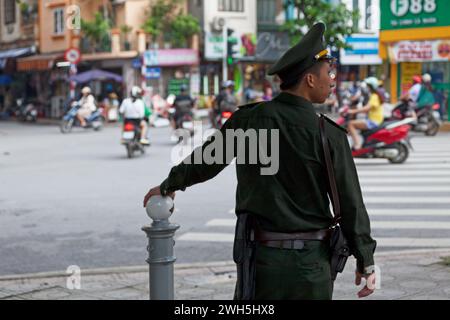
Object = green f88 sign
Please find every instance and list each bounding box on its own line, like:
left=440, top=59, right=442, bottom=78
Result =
left=381, top=0, right=450, bottom=30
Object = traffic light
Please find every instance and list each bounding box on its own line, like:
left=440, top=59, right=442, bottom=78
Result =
left=226, top=28, right=238, bottom=65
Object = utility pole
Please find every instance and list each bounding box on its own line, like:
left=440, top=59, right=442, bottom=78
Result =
left=222, top=23, right=228, bottom=82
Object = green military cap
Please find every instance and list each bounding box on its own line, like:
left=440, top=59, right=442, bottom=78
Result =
left=268, top=22, right=334, bottom=87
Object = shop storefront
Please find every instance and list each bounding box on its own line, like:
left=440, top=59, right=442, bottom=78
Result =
left=79, top=52, right=139, bottom=102
left=16, top=53, right=67, bottom=118
left=379, top=0, right=450, bottom=120
left=142, top=49, right=200, bottom=98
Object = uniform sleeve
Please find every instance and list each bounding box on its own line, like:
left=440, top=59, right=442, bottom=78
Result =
left=160, top=117, right=235, bottom=195
left=330, top=131, right=377, bottom=272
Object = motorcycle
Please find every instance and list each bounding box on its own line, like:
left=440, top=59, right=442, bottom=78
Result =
left=60, top=101, right=104, bottom=133
left=215, top=110, right=233, bottom=128
left=389, top=101, right=441, bottom=136
left=15, top=99, right=38, bottom=122
left=121, top=120, right=147, bottom=158
left=337, top=106, right=414, bottom=164
left=169, top=107, right=195, bottom=143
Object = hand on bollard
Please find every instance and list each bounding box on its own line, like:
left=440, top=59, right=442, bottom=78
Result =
left=355, top=271, right=376, bottom=298
left=143, top=186, right=175, bottom=208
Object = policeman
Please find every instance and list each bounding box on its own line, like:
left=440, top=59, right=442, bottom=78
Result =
left=143, top=22, right=376, bottom=300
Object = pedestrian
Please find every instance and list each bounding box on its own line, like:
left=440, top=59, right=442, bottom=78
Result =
left=143, top=22, right=377, bottom=300
left=262, top=85, right=273, bottom=101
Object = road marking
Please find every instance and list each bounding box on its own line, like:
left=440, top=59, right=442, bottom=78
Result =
left=369, top=209, right=450, bottom=216
left=207, top=219, right=236, bottom=227
left=358, top=171, right=450, bottom=176
left=177, top=232, right=450, bottom=248
left=372, top=221, right=450, bottom=229
left=359, top=178, right=450, bottom=184
left=365, top=196, right=450, bottom=204
left=362, top=186, right=450, bottom=192
left=177, top=232, right=234, bottom=242
left=375, top=238, right=450, bottom=248
left=356, top=165, right=450, bottom=170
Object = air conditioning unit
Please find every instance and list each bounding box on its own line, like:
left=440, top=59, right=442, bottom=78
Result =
left=210, top=17, right=225, bottom=32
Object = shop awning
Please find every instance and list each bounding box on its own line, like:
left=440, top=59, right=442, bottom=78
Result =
left=0, top=47, right=35, bottom=59
left=0, top=46, right=35, bottom=69
left=16, top=53, right=63, bottom=71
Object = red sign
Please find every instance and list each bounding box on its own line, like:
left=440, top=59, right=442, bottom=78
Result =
left=64, top=47, right=81, bottom=64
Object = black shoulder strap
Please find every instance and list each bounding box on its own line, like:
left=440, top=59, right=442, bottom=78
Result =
left=319, top=114, right=341, bottom=226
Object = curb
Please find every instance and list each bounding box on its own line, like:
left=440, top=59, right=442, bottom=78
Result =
left=1, top=249, right=449, bottom=282
left=0, top=261, right=236, bottom=282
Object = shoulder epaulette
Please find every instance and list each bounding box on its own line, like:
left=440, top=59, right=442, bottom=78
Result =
left=237, top=101, right=262, bottom=110
left=319, top=113, right=348, bottom=133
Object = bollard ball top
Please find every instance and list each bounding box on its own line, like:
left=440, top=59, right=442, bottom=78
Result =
left=145, top=195, right=174, bottom=220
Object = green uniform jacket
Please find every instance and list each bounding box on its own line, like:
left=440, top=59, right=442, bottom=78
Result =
left=160, top=92, right=376, bottom=269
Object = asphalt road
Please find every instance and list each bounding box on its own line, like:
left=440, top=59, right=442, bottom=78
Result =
left=1, top=120, right=450, bottom=275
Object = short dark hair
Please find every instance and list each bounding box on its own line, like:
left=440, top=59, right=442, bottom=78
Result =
left=280, top=61, right=324, bottom=91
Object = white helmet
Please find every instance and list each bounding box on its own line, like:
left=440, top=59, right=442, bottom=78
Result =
left=422, top=73, right=432, bottom=83
left=131, top=86, right=142, bottom=98
left=81, top=86, right=91, bottom=94
left=364, top=77, right=379, bottom=90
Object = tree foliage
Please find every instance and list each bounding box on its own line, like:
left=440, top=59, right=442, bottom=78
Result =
left=282, top=0, right=359, bottom=50
left=81, top=12, right=111, bottom=52
left=142, top=0, right=200, bottom=48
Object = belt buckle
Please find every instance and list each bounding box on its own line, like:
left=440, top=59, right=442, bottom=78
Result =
left=292, top=240, right=304, bottom=250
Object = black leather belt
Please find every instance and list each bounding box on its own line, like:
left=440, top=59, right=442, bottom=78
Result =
left=255, top=228, right=331, bottom=250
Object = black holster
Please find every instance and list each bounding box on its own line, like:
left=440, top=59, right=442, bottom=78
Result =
left=233, top=213, right=257, bottom=300
left=329, top=225, right=350, bottom=281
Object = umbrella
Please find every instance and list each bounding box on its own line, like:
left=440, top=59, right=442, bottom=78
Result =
left=69, top=69, right=123, bottom=83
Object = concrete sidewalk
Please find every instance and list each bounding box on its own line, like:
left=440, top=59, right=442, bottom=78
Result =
left=1, top=249, right=450, bottom=300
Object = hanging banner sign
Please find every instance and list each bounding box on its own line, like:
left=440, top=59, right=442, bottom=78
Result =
left=389, top=40, right=450, bottom=62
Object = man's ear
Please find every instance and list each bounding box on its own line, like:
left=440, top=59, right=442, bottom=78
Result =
left=306, top=73, right=315, bottom=88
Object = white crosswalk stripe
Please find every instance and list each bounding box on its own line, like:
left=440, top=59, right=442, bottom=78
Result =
left=178, top=140, right=450, bottom=251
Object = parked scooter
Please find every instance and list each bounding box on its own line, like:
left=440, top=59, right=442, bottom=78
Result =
left=15, top=99, right=38, bottom=122
left=337, top=106, right=414, bottom=164
left=389, top=101, right=441, bottom=136
left=60, top=101, right=104, bottom=133
left=121, top=120, right=147, bottom=158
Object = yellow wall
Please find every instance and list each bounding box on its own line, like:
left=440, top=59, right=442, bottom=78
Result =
left=40, top=0, right=70, bottom=53
left=123, top=0, right=148, bottom=50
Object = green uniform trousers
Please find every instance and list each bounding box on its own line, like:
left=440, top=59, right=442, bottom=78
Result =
left=254, top=240, right=333, bottom=300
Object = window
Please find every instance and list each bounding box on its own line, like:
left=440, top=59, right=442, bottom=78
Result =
left=257, top=0, right=276, bottom=25
left=218, top=0, right=244, bottom=12
left=4, top=0, right=16, bottom=25
left=365, top=0, right=372, bottom=29
left=53, top=8, right=65, bottom=35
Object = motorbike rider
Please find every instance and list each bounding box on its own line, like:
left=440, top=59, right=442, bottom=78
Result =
left=220, top=80, right=238, bottom=113
left=171, top=84, right=194, bottom=129
left=119, top=86, right=150, bottom=145
left=76, top=86, right=97, bottom=127
left=346, top=77, right=384, bottom=150
left=400, top=75, right=422, bottom=104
